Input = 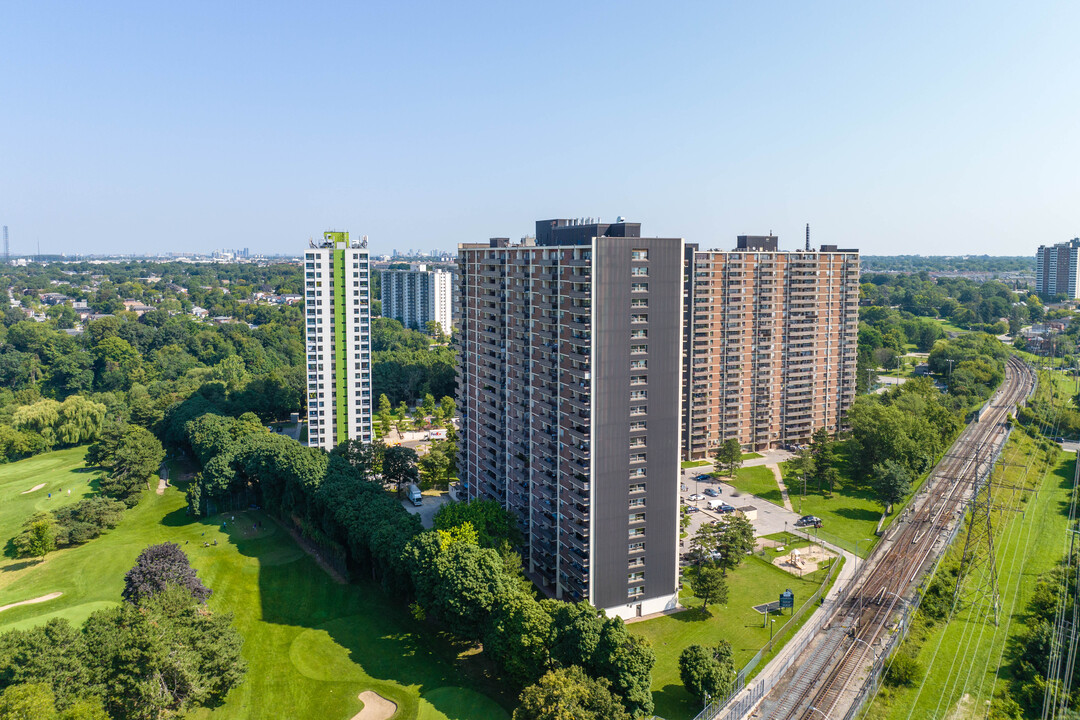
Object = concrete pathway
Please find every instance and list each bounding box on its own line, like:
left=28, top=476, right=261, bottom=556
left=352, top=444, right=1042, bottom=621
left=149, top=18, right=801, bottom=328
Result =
left=767, top=464, right=795, bottom=512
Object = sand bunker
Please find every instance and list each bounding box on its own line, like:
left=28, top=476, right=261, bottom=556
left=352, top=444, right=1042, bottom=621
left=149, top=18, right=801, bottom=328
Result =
left=20, top=484, right=46, bottom=494
left=0, top=592, right=63, bottom=614
left=350, top=691, right=397, bottom=720
left=773, top=545, right=836, bottom=575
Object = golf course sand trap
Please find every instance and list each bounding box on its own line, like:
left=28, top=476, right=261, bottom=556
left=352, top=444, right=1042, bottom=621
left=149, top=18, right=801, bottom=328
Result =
left=0, top=592, right=63, bottom=614
left=350, top=691, right=397, bottom=720
left=20, top=484, right=46, bottom=494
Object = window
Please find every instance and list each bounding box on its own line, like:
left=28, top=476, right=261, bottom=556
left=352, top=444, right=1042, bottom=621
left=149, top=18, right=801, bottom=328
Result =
left=630, top=405, right=647, bottom=416
left=631, top=467, right=646, bottom=477
left=630, top=390, right=647, bottom=400
left=631, top=282, right=648, bottom=292
left=629, top=437, right=645, bottom=448
left=628, top=571, right=645, bottom=581
left=629, top=497, right=645, bottom=507
left=630, top=421, right=647, bottom=431
left=630, top=375, right=647, bottom=386
left=629, top=528, right=645, bottom=538
left=631, top=249, right=649, bottom=261
left=631, top=313, right=648, bottom=323
left=629, top=542, right=645, bottom=552
left=631, top=359, right=647, bottom=369
left=630, top=453, right=646, bottom=464
left=631, top=329, right=647, bottom=339
left=630, top=344, right=648, bottom=354
left=631, top=298, right=648, bottom=307
left=631, top=266, right=649, bottom=277
left=629, top=513, right=645, bottom=523
left=629, top=556, right=645, bottom=567
left=628, top=585, right=645, bottom=597
left=630, top=483, right=646, bottom=493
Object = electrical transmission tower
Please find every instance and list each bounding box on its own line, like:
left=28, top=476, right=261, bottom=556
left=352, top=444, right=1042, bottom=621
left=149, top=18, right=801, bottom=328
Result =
left=952, top=442, right=1002, bottom=625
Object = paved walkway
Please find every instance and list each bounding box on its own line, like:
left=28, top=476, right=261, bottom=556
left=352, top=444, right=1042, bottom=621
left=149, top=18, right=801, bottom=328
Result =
left=767, top=464, right=795, bottom=512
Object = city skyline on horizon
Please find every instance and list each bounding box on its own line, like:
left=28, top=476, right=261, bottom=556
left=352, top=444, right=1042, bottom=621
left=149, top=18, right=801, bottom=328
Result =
left=4, top=2, right=1080, bottom=258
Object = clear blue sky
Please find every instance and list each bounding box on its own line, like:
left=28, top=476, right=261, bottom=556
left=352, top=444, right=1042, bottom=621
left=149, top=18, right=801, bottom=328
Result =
left=2, top=1, right=1078, bottom=257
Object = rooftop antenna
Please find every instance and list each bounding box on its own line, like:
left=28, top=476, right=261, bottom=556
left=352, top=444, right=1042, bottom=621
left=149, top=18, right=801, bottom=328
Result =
left=805, top=223, right=811, bottom=251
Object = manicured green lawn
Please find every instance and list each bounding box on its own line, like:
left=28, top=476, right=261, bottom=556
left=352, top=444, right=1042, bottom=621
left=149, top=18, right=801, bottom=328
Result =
left=0, top=450, right=511, bottom=720
left=863, top=432, right=1074, bottom=719
left=742, top=452, right=763, bottom=460
left=726, top=465, right=783, bottom=506
left=681, top=460, right=711, bottom=469
left=931, top=317, right=969, bottom=334
left=0, top=446, right=99, bottom=548
left=630, top=556, right=839, bottom=720
left=776, top=463, right=883, bottom=557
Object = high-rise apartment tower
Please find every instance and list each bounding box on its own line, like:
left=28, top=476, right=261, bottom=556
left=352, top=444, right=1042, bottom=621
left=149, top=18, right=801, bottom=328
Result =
left=1035, top=239, right=1080, bottom=299
left=381, top=264, right=455, bottom=335
left=303, top=231, right=374, bottom=450
left=683, top=236, right=860, bottom=457
left=458, top=220, right=683, bottom=619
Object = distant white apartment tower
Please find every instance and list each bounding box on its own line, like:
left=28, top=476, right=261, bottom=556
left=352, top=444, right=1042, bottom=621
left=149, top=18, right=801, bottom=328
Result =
left=381, top=264, right=454, bottom=334
left=304, top=231, right=374, bottom=450
left=1035, top=238, right=1080, bottom=299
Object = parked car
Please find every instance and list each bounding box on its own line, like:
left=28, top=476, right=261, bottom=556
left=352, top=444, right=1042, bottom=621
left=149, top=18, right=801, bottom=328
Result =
left=795, top=515, right=823, bottom=528
left=688, top=493, right=704, bottom=502
left=703, top=488, right=719, bottom=497
left=695, top=473, right=712, bottom=481
left=1054, top=437, right=1066, bottom=443
left=718, top=503, right=735, bottom=514
left=685, top=506, right=700, bottom=513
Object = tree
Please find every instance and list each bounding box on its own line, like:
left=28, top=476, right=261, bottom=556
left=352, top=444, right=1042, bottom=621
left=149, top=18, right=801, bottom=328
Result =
left=377, top=394, right=393, bottom=436
left=383, top=445, right=419, bottom=491
left=513, top=666, right=631, bottom=720
left=872, top=459, right=912, bottom=511
left=438, top=396, right=456, bottom=426
left=418, top=445, right=451, bottom=489
left=714, top=438, right=742, bottom=477
left=421, top=393, right=436, bottom=420
left=433, top=498, right=520, bottom=548
left=690, top=565, right=728, bottom=610
left=0, top=683, right=58, bottom=720
left=484, top=588, right=553, bottom=685
left=122, top=542, right=211, bottom=605
left=82, top=585, right=245, bottom=719
left=331, top=438, right=385, bottom=479
left=679, top=641, right=736, bottom=701
left=99, top=425, right=165, bottom=506
left=711, top=514, right=756, bottom=575
left=0, top=619, right=92, bottom=709
left=14, top=518, right=55, bottom=562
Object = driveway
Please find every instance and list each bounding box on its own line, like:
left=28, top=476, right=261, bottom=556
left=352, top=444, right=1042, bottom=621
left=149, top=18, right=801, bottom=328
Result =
left=401, top=490, right=451, bottom=529
left=679, top=465, right=817, bottom=552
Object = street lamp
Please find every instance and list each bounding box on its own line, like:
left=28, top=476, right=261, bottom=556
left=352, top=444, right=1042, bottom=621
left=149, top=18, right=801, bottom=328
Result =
left=769, top=618, right=777, bottom=642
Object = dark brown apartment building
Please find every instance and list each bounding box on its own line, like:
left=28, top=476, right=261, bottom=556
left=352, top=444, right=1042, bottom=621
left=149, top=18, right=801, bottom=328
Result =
left=457, top=220, right=682, bottom=619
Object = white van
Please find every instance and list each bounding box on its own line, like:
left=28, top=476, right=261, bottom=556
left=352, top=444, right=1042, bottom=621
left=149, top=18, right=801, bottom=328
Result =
left=707, top=499, right=723, bottom=511
left=407, top=483, right=423, bottom=507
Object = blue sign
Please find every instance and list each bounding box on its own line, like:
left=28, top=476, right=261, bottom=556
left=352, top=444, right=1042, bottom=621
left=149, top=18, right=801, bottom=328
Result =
left=779, top=589, right=795, bottom=609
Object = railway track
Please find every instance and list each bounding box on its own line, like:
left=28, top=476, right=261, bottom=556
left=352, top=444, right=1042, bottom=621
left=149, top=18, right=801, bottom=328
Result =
left=761, top=355, right=1035, bottom=720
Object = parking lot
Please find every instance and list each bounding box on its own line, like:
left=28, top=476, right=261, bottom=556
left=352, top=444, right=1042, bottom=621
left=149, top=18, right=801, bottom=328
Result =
left=678, top=466, right=823, bottom=557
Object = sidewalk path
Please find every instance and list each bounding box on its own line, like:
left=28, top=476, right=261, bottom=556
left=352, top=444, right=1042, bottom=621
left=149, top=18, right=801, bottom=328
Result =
left=767, top=464, right=795, bottom=512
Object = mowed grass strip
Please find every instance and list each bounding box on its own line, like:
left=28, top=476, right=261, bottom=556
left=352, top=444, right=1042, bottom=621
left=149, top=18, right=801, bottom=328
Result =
left=0, top=449, right=511, bottom=720
left=726, top=465, right=784, bottom=506
left=863, top=432, right=1074, bottom=719
left=630, top=555, right=838, bottom=720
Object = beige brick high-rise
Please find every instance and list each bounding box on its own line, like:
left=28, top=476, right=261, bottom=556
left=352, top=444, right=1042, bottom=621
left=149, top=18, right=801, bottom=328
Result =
left=683, top=236, right=859, bottom=458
